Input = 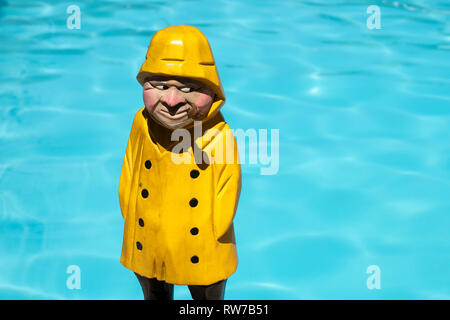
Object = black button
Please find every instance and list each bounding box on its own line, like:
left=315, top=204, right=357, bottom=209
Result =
left=138, top=218, right=144, bottom=227
left=189, top=198, right=198, bottom=207
left=191, top=256, right=199, bottom=264
left=136, top=242, right=143, bottom=250
left=190, top=227, right=199, bottom=235
left=190, top=170, right=199, bottom=179
left=141, top=189, right=149, bottom=198
left=145, top=160, right=152, bottom=169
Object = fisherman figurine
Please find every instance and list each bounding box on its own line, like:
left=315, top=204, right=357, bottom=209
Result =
left=118, top=25, right=241, bottom=300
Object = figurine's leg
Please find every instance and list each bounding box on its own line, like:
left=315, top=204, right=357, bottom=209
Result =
left=188, top=279, right=227, bottom=300
left=134, top=272, right=174, bottom=300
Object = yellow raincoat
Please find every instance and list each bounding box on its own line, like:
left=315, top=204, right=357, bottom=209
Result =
left=118, top=25, right=241, bottom=285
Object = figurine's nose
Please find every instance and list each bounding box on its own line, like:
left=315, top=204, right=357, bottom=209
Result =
left=161, top=87, right=185, bottom=108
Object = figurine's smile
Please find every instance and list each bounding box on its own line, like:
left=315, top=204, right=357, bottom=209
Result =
left=159, top=106, right=190, bottom=120
left=142, top=76, right=215, bottom=129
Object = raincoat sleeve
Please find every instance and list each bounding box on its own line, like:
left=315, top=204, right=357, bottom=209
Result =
left=213, top=129, right=242, bottom=240
left=118, top=109, right=142, bottom=220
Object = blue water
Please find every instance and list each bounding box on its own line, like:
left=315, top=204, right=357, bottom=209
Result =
left=1, top=0, right=449, bottom=299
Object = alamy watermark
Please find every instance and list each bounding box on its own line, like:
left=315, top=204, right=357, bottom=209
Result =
left=366, top=265, right=381, bottom=290
left=171, top=121, right=279, bottom=175
left=66, top=265, right=81, bottom=290
left=66, top=5, right=81, bottom=30
left=366, top=5, right=381, bottom=29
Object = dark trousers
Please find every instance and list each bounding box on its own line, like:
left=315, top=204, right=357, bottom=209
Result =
left=135, top=272, right=227, bottom=300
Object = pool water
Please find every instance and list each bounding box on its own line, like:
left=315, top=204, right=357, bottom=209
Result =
left=0, top=0, right=449, bottom=299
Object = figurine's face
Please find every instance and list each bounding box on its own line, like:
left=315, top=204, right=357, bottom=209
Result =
left=142, top=76, right=215, bottom=129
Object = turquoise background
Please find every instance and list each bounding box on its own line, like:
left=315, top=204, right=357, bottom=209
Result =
left=0, top=0, right=449, bottom=299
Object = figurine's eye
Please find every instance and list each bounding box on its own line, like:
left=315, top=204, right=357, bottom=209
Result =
left=155, top=85, right=169, bottom=90
left=180, top=87, right=194, bottom=93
